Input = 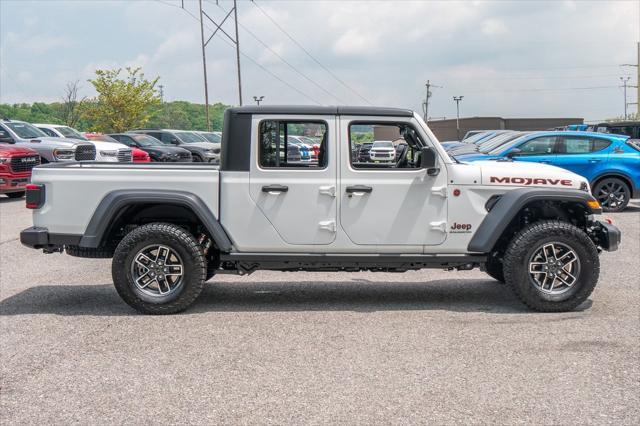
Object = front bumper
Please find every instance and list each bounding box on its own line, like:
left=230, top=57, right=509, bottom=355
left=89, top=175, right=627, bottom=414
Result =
left=0, top=174, right=29, bottom=193
left=20, top=226, right=81, bottom=251
left=592, top=220, right=621, bottom=251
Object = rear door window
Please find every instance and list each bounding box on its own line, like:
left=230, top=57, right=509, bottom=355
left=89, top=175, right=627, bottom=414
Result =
left=558, top=136, right=611, bottom=154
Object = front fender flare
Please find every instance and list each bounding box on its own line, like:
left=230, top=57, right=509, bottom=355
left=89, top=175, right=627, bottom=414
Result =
left=79, top=189, right=233, bottom=252
left=467, top=188, right=601, bottom=253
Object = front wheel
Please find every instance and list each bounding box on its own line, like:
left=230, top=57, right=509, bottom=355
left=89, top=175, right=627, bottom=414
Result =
left=112, top=223, right=206, bottom=314
left=503, top=220, right=599, bottom=312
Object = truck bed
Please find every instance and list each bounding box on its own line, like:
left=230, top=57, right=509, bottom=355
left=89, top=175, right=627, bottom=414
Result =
left=30, top=162, right=220, bottom=235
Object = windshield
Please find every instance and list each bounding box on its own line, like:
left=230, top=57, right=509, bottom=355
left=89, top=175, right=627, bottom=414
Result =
left=200, top=132, right=221, bottom=143
left=175, top=132, right=206, bottom=143
left=132, top=134, right=163, bottom=147
left=478, top=132, right=524, bottom=153
left=94, top=135, right=119, bottom=143
left=372, top=141, right=394, bottom=149
left=5, top=122, right=48, bottom=139
left=56, top=126, right=88, bottom=140
left=487, top=134, right=533, bottom=155
left=463, top=131, right=494, bottom=144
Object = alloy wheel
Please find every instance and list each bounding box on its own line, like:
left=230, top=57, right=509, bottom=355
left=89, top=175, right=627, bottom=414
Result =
left=131, top=244, right=184, bottom=297
left=528, top=242, right=581, bottom=295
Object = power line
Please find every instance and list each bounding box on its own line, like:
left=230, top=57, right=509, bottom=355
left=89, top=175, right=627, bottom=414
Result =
left=465, top=85, right=619, bottom=94
left=154, top=0, right=321, bottom=105
left=210, top=0, right=346, bottom=104
left=251, top=0, right=373, bottom=105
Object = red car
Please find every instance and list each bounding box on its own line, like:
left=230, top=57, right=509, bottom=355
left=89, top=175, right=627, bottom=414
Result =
left=0, top=145, right=41, bottom=198
left=85, top=133, right=150, bottom=163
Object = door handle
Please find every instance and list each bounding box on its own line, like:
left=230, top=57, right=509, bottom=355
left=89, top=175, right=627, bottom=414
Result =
left=540, top=160, right=551, bottom=164
left=319, top=185, right=336, bottom=197
left=346, top=185, right=373, bottom=195
left=588, top=158, right=601, bottom=163
left=261, top=184, right=288, bottom=194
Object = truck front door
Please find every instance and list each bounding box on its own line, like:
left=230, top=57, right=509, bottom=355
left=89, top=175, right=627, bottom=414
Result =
left=248, top=116, right=337, bottom=245
left=339, top=118, right=448, bottom=247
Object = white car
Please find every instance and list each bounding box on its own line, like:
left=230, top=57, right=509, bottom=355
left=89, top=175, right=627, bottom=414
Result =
left=368, top=140, right=396, bottom=162
left=34, top=124, right=132, bottom=162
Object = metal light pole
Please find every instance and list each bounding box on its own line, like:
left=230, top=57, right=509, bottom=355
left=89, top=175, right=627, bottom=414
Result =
left=620, top=77, right=630, bottom=119
left=453, top=96, right=464, bottom=140
left=253, top=96, right=264, bottom=105
left=198, top=0, right=211, bottom=131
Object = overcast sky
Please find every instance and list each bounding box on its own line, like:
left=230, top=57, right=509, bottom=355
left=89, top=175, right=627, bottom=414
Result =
left=1, top=0, right=638, bottom=122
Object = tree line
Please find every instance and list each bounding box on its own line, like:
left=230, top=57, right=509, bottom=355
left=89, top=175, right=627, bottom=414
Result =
left=0, top=67, right=228, bottom=133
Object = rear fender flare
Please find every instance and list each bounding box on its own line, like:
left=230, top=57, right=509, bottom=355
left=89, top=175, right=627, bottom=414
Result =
left=79, top=190, right=233, bottom=252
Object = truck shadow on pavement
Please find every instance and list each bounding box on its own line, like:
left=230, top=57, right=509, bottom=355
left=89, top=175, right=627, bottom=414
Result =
left=0, top=279, right=592, bottom=316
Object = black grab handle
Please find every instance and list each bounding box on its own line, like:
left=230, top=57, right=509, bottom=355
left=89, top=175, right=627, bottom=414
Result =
left=345, top=185, right=373, bottom=194
left=262, top=184, right=289, bottom=193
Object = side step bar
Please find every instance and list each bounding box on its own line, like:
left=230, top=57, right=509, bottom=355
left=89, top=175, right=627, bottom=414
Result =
left=218, top=253, right=487, bottom=275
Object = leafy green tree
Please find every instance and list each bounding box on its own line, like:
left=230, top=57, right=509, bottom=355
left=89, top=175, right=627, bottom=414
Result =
left=84, top=67, right=160, bottom=132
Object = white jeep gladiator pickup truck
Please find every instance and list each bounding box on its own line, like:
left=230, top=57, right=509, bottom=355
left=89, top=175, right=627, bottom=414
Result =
left=20, top=106, right=620, bottom=314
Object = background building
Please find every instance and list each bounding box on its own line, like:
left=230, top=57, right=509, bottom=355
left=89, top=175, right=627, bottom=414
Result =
left=428, top=117, right=584, bottom=141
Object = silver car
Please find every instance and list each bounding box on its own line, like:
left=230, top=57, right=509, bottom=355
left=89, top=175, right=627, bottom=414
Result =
left=0, top=119, right=96, bottom=163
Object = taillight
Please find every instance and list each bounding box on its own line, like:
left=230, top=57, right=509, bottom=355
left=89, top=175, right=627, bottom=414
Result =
left=26, top=184, right=45, bottom=209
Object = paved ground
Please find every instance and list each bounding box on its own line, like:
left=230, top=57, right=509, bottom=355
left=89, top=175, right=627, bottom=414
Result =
left=1, top=196, right=638, bottom=424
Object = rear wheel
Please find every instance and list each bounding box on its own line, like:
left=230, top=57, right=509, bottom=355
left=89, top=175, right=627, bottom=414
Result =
left=593, top=177, right=630, bottom=212
left=192, top=155, right=203, bottom=162
left=503, top=220, right=599, bottom=312
left=112, top=223, right=206, bottom=314
left=5, top=191, right=25, bottom=199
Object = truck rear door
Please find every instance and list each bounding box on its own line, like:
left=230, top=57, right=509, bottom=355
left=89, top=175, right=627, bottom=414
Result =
left=248, top=115, right=337, bottom=245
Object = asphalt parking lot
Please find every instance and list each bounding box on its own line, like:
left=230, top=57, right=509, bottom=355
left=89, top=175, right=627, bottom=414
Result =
left=1, top=197, right=638, bottom=424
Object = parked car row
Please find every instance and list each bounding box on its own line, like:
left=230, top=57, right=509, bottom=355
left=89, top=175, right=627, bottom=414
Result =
left=445, top=129, right=640, bottom=212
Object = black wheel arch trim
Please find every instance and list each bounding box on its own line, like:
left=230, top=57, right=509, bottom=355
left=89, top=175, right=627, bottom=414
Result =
left=79, top=189, right=233, bottom=252
left=467, top=188, right=601, bottom=253
left=590, top=172, right=637, bottom=197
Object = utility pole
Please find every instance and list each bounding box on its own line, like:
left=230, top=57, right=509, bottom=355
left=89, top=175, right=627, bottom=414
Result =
left=620, top=76, right=630, bottom=119
left=422, top=80, right=442, bottom=123
left=233, top=0, right=243, bottom=105
left=198, top=0, right=211, bottom=131
left=621, top=42, right=639, bottom=117
left=453, top=96, right=464, bottom=140
left=158, top=84, right=164, bottom=103
left=198, top=0, right=244, bottom=114
left=253, top=96, right=264, bottom=105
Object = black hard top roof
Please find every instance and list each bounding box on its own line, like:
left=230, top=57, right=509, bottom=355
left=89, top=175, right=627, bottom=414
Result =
left=227, top=105, right=414, bottom=117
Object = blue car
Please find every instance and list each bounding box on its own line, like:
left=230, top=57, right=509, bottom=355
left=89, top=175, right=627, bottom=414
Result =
left=455, top=131, right=640, bottom=212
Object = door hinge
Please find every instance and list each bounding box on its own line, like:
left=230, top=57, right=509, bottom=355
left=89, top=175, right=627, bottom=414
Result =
left=318, top=219, right=337, bottom=232
left=319, top=185, right=336, bottom=197
left=429, top=221, right=447, bottom=233
left=431, top=186, right=447, bottom=198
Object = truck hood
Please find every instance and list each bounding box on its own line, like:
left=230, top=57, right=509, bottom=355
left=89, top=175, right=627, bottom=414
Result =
left=474, top=160, right=589, bottom=191
left=0, top=145, right=39, bottom=157
left=88, top=140, right=129, bottom=151
left=23, top=137, right=90, bottom=149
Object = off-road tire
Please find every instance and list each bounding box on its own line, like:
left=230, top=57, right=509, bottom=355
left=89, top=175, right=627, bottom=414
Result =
left=485, top=254, right=505, bottom=283
left=5, top=191, right=25, bottom=199
left=503, top=220, right=599, bottom=312
left=593, top=177, right=630, bottom=212
left=66, top=244, right=115, bottom=258
left=112, top=222, right=206, bottom=314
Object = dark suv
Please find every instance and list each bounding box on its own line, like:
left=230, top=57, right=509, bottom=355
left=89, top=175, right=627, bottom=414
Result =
left=109, top=133, right=192, bottom=162
left=130, top=129, right=220, bottom=163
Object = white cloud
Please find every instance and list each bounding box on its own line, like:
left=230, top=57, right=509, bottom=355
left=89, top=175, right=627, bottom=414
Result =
left=480, top=19, right=509, bottom=36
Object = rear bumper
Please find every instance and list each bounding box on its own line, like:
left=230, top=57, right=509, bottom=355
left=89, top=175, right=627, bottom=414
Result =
left=20, top=226, right=81, bottom=251
left=592, top=221, right=621, bottom=252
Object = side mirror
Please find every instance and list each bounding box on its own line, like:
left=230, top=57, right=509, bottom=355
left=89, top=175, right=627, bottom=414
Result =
left=418, top=146, right=439, bottom=176
left=506, top=148, right=522, bottom=158
left=171, top=137, right=180, bottom=145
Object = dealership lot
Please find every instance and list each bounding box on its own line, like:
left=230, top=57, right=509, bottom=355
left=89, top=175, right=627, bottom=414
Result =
left=1, top=197, right=638, bottom=424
